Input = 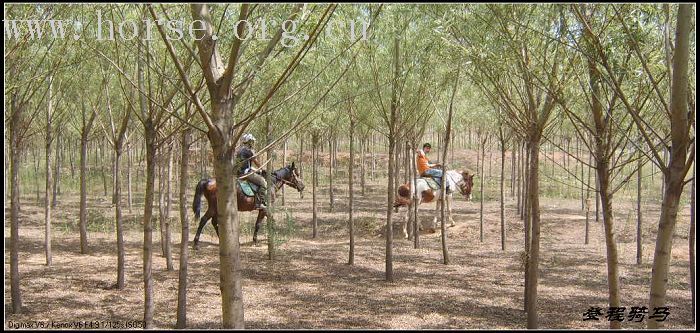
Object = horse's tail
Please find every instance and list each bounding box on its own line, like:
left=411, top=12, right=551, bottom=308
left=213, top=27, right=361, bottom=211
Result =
left=393, top=183, right=412, bottom=208
left=193, top=179, right=209, bottom=220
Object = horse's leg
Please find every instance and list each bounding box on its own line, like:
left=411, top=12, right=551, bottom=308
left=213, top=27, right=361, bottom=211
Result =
left=252, top=209, right=266, bottom=245
left=403, top=206, right=413, bottom=239
left=212, top=215, right=219, bottom=238
left=432, top=198, right=439, bottom=229
left=448, top=194, right=456, bottom=227
left=193, top=211, right=211, bottom=250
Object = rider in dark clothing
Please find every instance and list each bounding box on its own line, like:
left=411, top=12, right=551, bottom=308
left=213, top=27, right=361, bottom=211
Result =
left=235, top=133, right=268, bottom=209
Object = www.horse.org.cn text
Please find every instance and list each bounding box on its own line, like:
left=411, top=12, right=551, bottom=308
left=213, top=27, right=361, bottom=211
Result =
left=3, top=9, right=370, bottom=47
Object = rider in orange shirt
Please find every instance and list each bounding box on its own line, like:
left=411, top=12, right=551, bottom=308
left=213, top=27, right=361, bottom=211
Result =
left=417, top=143, right=449, bottom=192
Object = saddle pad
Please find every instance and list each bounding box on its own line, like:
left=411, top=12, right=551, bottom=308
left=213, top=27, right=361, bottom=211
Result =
left=422, top=177, right=441, bottom=191
left=238, top=180, right=259, bottom=197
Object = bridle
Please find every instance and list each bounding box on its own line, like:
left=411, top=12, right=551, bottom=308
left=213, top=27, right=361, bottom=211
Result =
left=273, top=166, right=304, bottom=193
left=447, top=171, right=471, bottom=197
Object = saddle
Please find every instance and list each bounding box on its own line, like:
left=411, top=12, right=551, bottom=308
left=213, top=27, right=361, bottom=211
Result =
left=237, top=180, right=260, bottom=197
left=421, top=176, right=453, bottom=193
left=422, top=177, right=441, bottom=191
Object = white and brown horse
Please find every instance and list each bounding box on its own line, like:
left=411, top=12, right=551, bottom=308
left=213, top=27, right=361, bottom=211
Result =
left=393, top=170, right=474, bottom=238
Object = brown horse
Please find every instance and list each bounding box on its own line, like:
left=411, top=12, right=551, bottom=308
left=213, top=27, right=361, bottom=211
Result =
left=393, top=170, right=474, bottom=238
left=192, top=163, right=304, bottom=248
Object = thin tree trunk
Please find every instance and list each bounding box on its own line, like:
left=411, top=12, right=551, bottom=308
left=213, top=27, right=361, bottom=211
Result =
left=265, top=113, right=276, bottom=260
left=517, top=140, right=522, bottom=214
left=371, top=132, right=375, bottom=181
left=386, top=136, right=395, bottom=282
left=10, top=94, right=24, bottom=313
left=348, top=116, right=355, bottom=265
left=510, top=146, right=515, bottom=197
left=176, top=128, right=191, bottom=329
left=139, top=24, right=155, bottom=327
left=164, top=144, right=174, bottom=271
left=500, top=138, right=506, bottom=251
left=440, top=73, right=458, bottom=265
left=102, top=143, right=109, bottom=197
left=648, top=5, right=692, bottom=328
left=298, top=134, right=304, bottom=178
left=281, top=140, right=287, bottom=206
left=114, top=147, right=126, bottom=289
left=385, top=36, right=400, bottom=283
left=586, top=151, right=593, bottom=245
left=479, top=136, right=486, bottom=242
left=79, top=124, right=91, bottom=254
left=360, top=135, right=366, bottom=196
left=34, top=148, right=40, bottom=202
left=412, top=141, right=420, bottom=249
left=329, top=138, right=335, bottom=212
left=52, top=129, right=61, bottom=208
left=45, top=75, right=53, bottom=266
left=690, top=163, right=695, bottom=324
left=526, top=140, right=541, bottom=329
left=523, top=141, right=530, bottom=311
left=637, top=151, right=642, bottom=264
left=127, top=140, right=133, bottom=213
left=312, top=134, right=318, bottom=238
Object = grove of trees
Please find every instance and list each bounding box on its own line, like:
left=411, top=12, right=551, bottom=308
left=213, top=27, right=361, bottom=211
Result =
left=4, top=3, right=695, bottom=329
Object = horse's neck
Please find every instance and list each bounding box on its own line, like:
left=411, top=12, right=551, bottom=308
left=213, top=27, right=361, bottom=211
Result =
left=445, top=170, right=462, bottom=185
left=271, top=168, right=289, bottom=191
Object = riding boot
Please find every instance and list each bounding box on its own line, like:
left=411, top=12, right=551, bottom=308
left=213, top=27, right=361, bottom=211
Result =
left=255, top=191, right=267, bottom=209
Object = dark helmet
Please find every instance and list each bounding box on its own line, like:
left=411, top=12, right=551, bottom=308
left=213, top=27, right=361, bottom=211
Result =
left=423, top=143, right=432, bottom=149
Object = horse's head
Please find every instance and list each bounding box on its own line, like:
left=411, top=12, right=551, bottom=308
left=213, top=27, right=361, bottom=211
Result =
left=277, top=162, right=305, bottom=197
left=458, top=171, right=475, bottom=201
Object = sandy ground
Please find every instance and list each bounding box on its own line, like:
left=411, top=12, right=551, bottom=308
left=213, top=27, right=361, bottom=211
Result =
left=4, top=176, right=695, bottom=330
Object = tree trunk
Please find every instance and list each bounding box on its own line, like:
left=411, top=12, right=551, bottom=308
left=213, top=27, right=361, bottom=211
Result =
left=648, top=5, right=692, bottom=328
left=412, top=144, right=420, bottom=249
left=348, top=116, right=355, bottom=265
left=523, top=141, right=531, bottom=312
left=52, top=128, right=61, bottom=208
left=386, top=136, right=395, bottom=282
left=113, top=144, right=126, bottom=289
left=526, top=140, right=541, bottom=329
left=212, top=142, right=245, bottom=329
left=34, top=148, right=40, bottom=202
left=10, top=94, right=24, bottom=313
left=127, top=140, right=133, bottom=213
left=586, top=151, right=592, bottom=245
left=45, top=75, right=53, bottom=266
left=479, top=136, right=486, bottom=242
left=312, top=133, right=319, bottom=238
left=595, top=167, right=601, bottom=223
left=690, top=162, right=695, bottom=324
left=164, top=144, right=174, bottom=271
left=597, top=165, right=621, bottom=329
left=265, top=113, right=276, bottom=260
left=329, top=138, right=335, bottom=212
left=79, top=125, right=90, bottom=254
left=176, top=128, right=191, bottom=329
left=500, top=141, right=506, bottom=251
left=298, top=134, right=304, bottom=178
left=281, top=141, right=287, bottom=206
left=159, top=158, right=167, bottom=257
left=360, top=135, right=366, bottom=196
left=102, top=143, right=109, bottom=197
left=517, top=141, right=522, bottom=214
left=637, top=151, right=642, bottom=264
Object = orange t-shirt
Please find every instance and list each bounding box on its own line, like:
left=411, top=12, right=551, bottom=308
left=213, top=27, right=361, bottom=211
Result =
left=417, top=150, right=430, bottom=175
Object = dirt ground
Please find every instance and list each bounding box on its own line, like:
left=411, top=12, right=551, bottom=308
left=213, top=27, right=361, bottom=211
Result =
left=3, top=145, right=696, bottom=329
